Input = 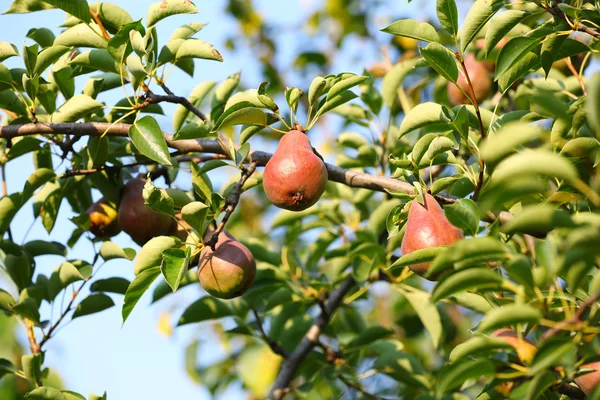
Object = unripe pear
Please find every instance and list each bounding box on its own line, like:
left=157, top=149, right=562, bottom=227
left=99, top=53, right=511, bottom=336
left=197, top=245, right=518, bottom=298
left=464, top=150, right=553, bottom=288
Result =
left=262, top=130, right=328, bottom=211
left=575, top=361, right=600, bottom=395
left=400, top=193, right=463, bottom=277
left=448, top=54, right=493, bottom=106
left=491, top=329, right=537, bottom=364
left=198, top=231, right=256, bottom=299
left=87, top=198, right=121, bottom=238
left=118, top=176, right=175, bottom=246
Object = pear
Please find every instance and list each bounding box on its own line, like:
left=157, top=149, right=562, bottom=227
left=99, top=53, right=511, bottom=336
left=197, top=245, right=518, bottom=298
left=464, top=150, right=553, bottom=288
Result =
left=401, top=193, right=463, bottom=277
left=198, top=231, right=256, bottom=299
left=263, top=130, right=328, bottom=211
left=491, top=329, right=537, bottom=364
left=575, top=361, right=600, bottom=395
left=118, top=176, right=175, bottom=246
left=448, top=54, right=492, bottom=106
left=87, top=198, right=121, bottom=239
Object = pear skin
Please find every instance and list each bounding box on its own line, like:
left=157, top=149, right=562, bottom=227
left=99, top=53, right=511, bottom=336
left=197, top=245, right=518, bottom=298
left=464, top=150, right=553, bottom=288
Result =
left=118, top=176, right=175, bottom=246
left=198, top=231, right=256, bottom=299
left=575, top=361, right=600, bottom=395
left=448, top=54, right=492, bottom=106
left=263, top=130, right=328, bottom=211
left=401, top=193, right=464, bottom=277
left=87, top=198, right=121, bottom=238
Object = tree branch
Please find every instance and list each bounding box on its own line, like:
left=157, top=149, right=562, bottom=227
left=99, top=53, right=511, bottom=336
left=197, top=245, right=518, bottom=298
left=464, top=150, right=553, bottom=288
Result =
left=542, top=292, right=600, bottom=341
left=0, top=122, right=520, bottom=229
left=267, top=276, right=356, bottom=400
left=39, top=280, right=87, bottom=349
left=542, top=4, right=600, bottom=40
left=140, top=83, right=208, bottom=121
left=206, top=162, right=258, bottom=250
left=251, top=308, right=288, bottom=358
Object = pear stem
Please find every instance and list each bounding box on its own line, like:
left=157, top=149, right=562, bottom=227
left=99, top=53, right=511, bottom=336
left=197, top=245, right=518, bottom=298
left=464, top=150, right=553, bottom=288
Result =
left=205, top=162, right=258, bottom=250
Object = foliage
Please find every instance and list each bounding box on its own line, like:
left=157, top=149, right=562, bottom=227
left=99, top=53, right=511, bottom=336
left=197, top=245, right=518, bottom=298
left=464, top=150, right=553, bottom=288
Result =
left=0, top=0, right=599, bottom=399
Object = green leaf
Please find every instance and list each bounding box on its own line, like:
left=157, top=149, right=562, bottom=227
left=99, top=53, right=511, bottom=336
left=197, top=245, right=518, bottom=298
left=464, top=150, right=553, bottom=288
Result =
left=22, top=43, right=38, bottom=77
left=25, top=387, right=66, bottom=400
left=430, top=174, right=462, bottom=195
left=160, top=248, right=189, bottom=292
left=52, top=94, right=103, bottom=123
left=398, top=102, right=452, bottom=138
left=22, top=168, right=55, bottom=203
left=326, top=75, right=367, bottom=101
left=99, top=242, right=136, bottom=261
left=528, top=340, right=575, bottom=376
left=213, top=101, right=266, bottom=131
left=4, top=249, right=32, bottom=292
left=443, top=198, right=479, bottom=236
left=437, top=359, right=495, bottom=394
left=481, top=122, right=546, bottom=168
left=460, top=0, right=503, bottom=53
left=381, top=58, right=421, bottom=108
left=147, top=0, right=198, bottom=27
left=308, top=76, right=326, bottom=109
left=181, top=201, right=209, bottom=232
left=494, top=37, right=543, bottom=80
left=72, top=293, right=114, bottom=319
left=477, top=304, right=542, bottom=332
left=23, top=240, right=66, bottom=257
left=492, top=150, right=578, bottom=184
left=315, top=90, right=357, bottom=118
left=122, top=266, right=161, bottom=323
left=388, top=246, right=447, bottom=271
left=12, top=297, right=40, bottom=324
left=0, top=42, right=19, bottom=62
left=436, top=0, right=458, bottom=36
left=34, top=45, right=70, bottom=75
left=381, top=19, right=440, bottom=43
left=0, top=289, right=16, bottom=312
left=497, top=52, right=538, bottom=93
left=129, top=115, right=172, bottom=166
left=427, top=237, right=510, bottom=277
left=500, top=205, right=574, bottom=236
left=432, top=267, right=503, bottom=302
left=420, top=42, right=458, bottom=83
left=107, top=20, right=144, bottom=62
left=178, top=296, right=233, bottom=326
left=70, top=50, right=120, bottom=74
left=587, top=72, right=600, bottom=136
left=54, top=24, right=108, bottom=49
left=0, top=358, right=17, bottom=380
left=484, top=10, right=528, bottom=56
left=90, top=277, right=130, bottom=295
left=134, top=236, right=181, bottom=275
left=41, top=0, right=91, bottom=22
left=404, top=291, right=442, bottom=348
left=175, top=39, right=222, bottom=62
left=449, top=335, right=513, bottom=363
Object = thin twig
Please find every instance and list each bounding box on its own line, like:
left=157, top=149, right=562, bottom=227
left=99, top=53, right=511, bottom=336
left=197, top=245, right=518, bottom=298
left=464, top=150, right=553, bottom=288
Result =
left=39, top=280, right=87, bottom=349
left=542, top=3, right=600, bottom=40
left=89, top=8, right=111, bottom=41
left=206, top=162, right=258, bottom=250
left=565, top=57, right=587, bottom=95
left=457, top=55, right=487, bottom=201
left=337, top=374, right=383, bottom=400
left=267, top=276, right=356, bottom=400
left=543, top=292, right=600, bottom=341
left=251, top=308, right=288, bottom=358
left=60, top=154, right=226, bottom=179
left=140, top=83, right=208, bottom=121
left=25, top=318, right=40, bottom=355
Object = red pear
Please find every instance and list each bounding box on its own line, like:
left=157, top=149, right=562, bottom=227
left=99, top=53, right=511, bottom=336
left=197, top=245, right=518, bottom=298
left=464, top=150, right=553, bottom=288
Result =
left=118, top=176, right=175, bottom=246
left=87, top=197, right=121, bottom=239
left=198, top=231, right=256, bottom=299
left=263, top=130, right=328, bottom=211
left=575, top=361, right=600, bottom=395
left=401, top=193, right=463, bottom=277
left=448, top=54, right=492, bottom=106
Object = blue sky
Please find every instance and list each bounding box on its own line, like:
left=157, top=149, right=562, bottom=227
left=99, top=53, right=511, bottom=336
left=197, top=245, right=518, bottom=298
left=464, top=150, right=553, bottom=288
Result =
left=0, top=0, right=437, bottom=398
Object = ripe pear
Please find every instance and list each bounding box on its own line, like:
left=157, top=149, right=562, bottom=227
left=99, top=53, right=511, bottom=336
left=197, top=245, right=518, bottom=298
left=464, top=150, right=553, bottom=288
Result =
left=263, top=130, right=328, bottom=211
left=448, top=54, right=493, bottom=106
left=575, top=361, right=600, bottom=395
left=198, top=231, right=256, bottom=299
left=118, top=176, right=175, bottom=246
left=491, top=329, right=537, bottom=364
left=87, top=198, right=121, bottom=238
left=401, top=193, right=463, bottom=277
